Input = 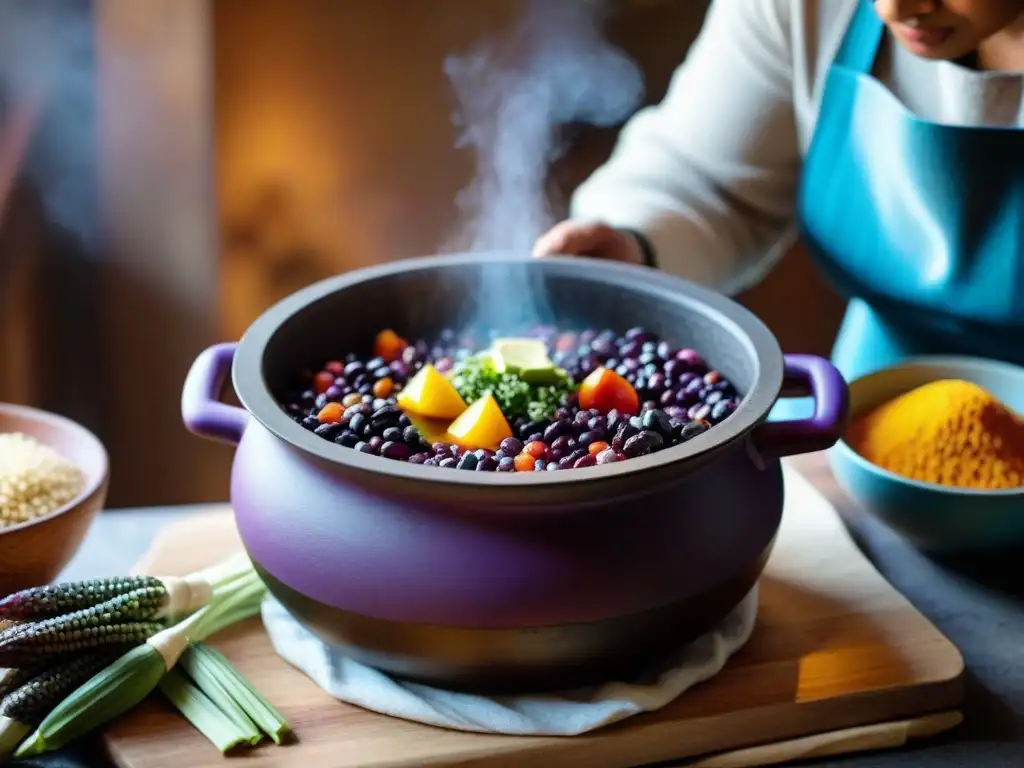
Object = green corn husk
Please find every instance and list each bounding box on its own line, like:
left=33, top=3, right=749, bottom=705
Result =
left=15, top=643, right=167, bottom=758
left=0, top=577, right=167, bottom=621
left=0, top=602, right=164, bottom=669
left=158, top=668, right=258, bottom=753
left=180, top=644, right=290, bottom=744
left=16, top=568, right=267, bottom=757
left=0, top=716, right=29, bottom=760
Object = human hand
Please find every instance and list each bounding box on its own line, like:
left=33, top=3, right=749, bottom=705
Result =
left=532, top=220, right=646, bottom=264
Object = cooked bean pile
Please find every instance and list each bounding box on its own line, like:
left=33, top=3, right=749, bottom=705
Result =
left=279, top=327, right=741, bottom=472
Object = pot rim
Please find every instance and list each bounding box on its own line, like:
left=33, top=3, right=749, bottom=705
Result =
left=232, top=252, right=784, bottom=488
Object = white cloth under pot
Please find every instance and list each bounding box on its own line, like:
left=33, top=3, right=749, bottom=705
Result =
left=261, top=584, right=758, bottom=736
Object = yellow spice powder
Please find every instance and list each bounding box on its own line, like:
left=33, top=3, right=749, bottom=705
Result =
left=846, top=379, right=1024, bottom=491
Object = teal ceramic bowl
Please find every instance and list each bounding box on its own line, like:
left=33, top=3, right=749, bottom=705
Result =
left=828, top=356, right=1024, bottom=553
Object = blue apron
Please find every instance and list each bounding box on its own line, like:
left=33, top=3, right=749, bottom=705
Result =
left=773, top=0, right=1024, bottom=419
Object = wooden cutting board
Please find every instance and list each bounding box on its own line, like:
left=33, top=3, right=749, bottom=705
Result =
left=103, top=467, right=964, bottom=768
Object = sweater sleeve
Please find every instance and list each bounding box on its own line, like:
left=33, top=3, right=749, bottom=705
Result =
left=570, top=0, right=802, bottom=295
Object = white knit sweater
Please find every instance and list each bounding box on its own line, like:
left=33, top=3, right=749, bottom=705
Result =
left=570, top=0, right=1024, bottom=295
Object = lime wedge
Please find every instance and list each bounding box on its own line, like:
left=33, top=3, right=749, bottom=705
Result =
left=491, top=338, right=552, bottom=371
left=490, top=338, right=564, bottom=385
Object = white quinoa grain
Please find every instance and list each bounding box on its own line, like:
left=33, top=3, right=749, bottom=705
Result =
left=0, top=432, right=86, bottom=528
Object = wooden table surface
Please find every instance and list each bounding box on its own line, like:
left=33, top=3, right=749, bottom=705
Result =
left=27, top=453, right=1024, bottom=768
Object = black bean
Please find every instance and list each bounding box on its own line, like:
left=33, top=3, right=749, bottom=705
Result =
left=301, top=416, right=320, bottom=431
left=367, top=356, right=387, bottom=371
left=343, top=402, right=371, bottom=420
left=543, top=422, right=568, bottom=443
left=355, top=441, right=377, bottom=455
left=398, top=413, right=412, bottom=428
left=348, top=413, right=368, bottom=436
left=382, top=427, right=404, bottom=443
left=605, top=409, right=622, bottom=431
left=381, top=441, right=411, bottom=461
left=566, top=448, right=588, bottom=465
left=409, top=452, right=429, bottom=464
left=314, top=423, right=344, bottom=441
left=457, top=453, right=479, bottom=471
left=711, top=400, right=737, bottom=423
left=518, top=420, right=549, bottom=440
left=343, top=361, right=364, bottom=378
left=335, top=431, right=359, bottom=448
left=679, top=421, right=709, bottom=442
left=402, top=426, right=421, bottom=444
left=526, top=432, right=544, bottom=443
left=550, top=435, right=572, bottom=454
left=641, top=409, right=673, bottom=441
left=371, top=413, right=401, bottom=431
left=477, top=457, right=498, bottom=471
left=439, top=457, right=458, bottom=469
left=577, top=429, right=605, bottom=447
left=623, top=430, right=664, bottom=458
left=612, top=423, right=640, bottom=451
left=371, top=405, right=400, bottom=422
left=704, top=390, right=724, bottom=405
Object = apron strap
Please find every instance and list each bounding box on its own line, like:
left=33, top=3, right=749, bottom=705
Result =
left=834, top=0, right=885, bottom=74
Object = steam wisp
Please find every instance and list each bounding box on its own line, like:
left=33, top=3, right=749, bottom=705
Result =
left=0, top=0, right=97, bottom=251
left=442, top=0, right=644, bottom=333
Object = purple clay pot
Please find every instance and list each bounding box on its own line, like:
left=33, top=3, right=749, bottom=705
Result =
left=181, top=253, right=849, bottom=692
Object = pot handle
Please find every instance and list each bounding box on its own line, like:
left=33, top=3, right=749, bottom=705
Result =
left=751, top=354, right=849, bottom=460
left=181, top=342, right=249, bottom=446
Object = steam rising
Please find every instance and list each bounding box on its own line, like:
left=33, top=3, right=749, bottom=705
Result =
left=442, top=0, right=644, bottom=331
left=0, top=1, right=96, bottom=250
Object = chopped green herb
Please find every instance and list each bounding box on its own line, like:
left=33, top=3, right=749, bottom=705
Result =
left=451, top=355, right=576, bottom=423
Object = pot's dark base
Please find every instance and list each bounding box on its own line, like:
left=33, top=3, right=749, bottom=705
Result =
left=255, top=540, right=773, bottom=694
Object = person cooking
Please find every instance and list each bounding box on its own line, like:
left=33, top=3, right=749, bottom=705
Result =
left=533, top=0, right=1024, bottom=409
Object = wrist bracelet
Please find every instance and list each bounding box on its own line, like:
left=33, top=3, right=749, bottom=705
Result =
left=617, top=228, right=658, bottom=269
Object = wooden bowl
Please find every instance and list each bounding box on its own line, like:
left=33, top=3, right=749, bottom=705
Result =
left=0, top=403, right=109, bottom=594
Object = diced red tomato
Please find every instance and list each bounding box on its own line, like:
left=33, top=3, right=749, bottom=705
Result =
left=578, top=367, right=640, bottom=416
left=373, top=377, right=395, bottom=398
left=374, top=329, right=408, bottom=363
left=313, top=371, right=335, bottom=395
left=513, top=453, right=536, bottom=472
left=524, top=441, right=547, bottom=459
left=317, top=402, right=344, bottom=424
